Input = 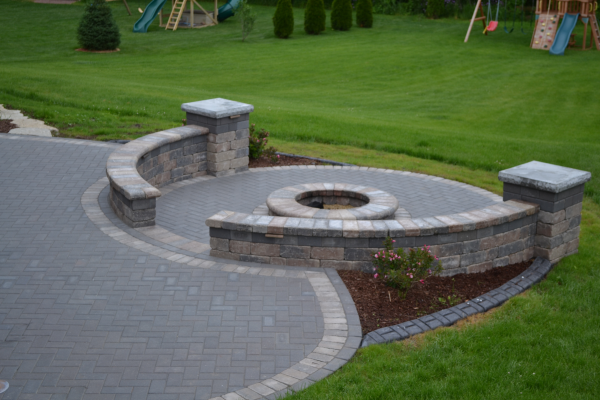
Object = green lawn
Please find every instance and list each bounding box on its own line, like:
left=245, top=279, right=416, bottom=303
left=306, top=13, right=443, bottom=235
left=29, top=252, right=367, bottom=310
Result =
left=1, top=0, right=599, bottom=203
left=2, top=2, right=600, bottom=398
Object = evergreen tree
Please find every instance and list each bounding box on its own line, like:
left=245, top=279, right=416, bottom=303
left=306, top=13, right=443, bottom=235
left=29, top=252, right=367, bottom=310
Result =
left=356, top=0, right=373, bottom=27
left=273, top=0, right=294, bottom=38
left=331, top=0, right=352, bottom=31
left=426, top=0, right=445, bottom=19
left=77, top=0, right=120, bottom=51
left=304, top=0, right=326, bottom=34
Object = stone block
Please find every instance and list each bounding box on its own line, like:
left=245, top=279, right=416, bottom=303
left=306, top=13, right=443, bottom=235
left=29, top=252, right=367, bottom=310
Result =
left=236, top=128, right=250, bottom=140
left=438, top=242, right=463, bottom=257
left=230, top=240, right=251, bottom=254
left=311, top=247, right=344, bottom=260
left=509, top=250, right=526, bottom=264
left=184, top=163, right=199, bottom=175
left=561, top=226, right=580, bottom=244
left=485, top=247, right=499, bottom=261
left=534, top=234, right=563, bottom=249
left=240, top=254, right=271, bottom=264
left=501, top=228, right=520, bottom=245
left=235, top=147, right=249, bottom=158
left=538, top=209, right=565, bottom=225
left=280, top=245, right=311, bottom=259
left=467, top=261, right=493, bottom=274
left=493, top=256, right=510, bottom=268
left=565, top=202, right=583, bottom=219
left=479, top=235, right=501, bottom=250
left=230, top=156, right=249, bottom=169
left=286, top=258, right=320, bottom=268
left=210, top=237, right=229, bottom=251
left=163, top=159, right=177, bottom=172
left=534, top=242, right=567, bottom=261
left=211, top=169, right=235, bottom=178
left=208, top=160, right=231, bottom=172
left=251, top=243, right=280, bottom=257
left=193, top=152, right=207, bottom=163
left=537, top=219, right=570, bottom=237
left=460, top=251, right=486, bottom=267
left=462, top=240, right=480, bottom=254
left=208, top=131, right=236, bottom=144
left=344, top=248, right=376, bottom=261
left=210, top=249, right=240, bottom=261
left=498, top=161, right=591, bottom=193
left=230, top=138, right=249, bottom=150
left=207, top=150, right=236, bottom=163
left=439, top=255, right=460, bottom=269
left=565, top=238, right=579, bottom=254
left=207, top=142, right=231, bottom=153
left=321, top=260, right=365, bottom=270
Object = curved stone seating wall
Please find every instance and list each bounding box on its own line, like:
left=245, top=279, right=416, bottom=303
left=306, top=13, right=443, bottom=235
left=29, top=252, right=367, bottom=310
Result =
left=106, top=98, right=254, bottom=228
left=206, top=200, right=541, bottom=275
left=107, top=126, right=209, bottom=228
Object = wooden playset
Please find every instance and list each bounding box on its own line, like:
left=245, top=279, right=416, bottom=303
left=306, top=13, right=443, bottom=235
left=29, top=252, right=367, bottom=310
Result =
left=159, top=0, right=219, bottom=30
left=531, top=0, right=599, bottom=50
left=465, top=0, right=600, bottom=53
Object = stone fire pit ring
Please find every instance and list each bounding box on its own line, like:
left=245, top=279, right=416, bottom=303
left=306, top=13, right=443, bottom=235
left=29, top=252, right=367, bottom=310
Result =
left=266, top=183, right=399, bottom=220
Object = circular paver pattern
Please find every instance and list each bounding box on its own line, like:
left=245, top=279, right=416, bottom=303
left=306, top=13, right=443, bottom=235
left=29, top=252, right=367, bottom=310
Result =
left=155, top=167, right=502, bottom=244
left=266, top=183, right=399, bottom=220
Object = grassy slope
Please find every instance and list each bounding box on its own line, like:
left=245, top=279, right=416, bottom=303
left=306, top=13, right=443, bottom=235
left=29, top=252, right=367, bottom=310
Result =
left=1, top=0, right=599, bottom=202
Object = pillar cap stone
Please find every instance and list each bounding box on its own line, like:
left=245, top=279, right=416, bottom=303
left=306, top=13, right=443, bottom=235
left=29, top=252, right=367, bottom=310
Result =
left=499, top=161, right=591, bottom=193
left=181, top=98, right=254, bottom=119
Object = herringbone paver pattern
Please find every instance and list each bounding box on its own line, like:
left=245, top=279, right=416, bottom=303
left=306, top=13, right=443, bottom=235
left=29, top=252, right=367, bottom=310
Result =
left=157, top=168, right=500, bottom=243
left=0, top=135, right=325, bottom=400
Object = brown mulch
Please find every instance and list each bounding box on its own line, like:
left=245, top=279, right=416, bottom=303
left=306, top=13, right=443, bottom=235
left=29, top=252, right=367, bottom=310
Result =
left=0, top=119, right=18, bottom=133
left=249, top=154, right=325, bottom=168
left=339, top=260, right=533, bottom=335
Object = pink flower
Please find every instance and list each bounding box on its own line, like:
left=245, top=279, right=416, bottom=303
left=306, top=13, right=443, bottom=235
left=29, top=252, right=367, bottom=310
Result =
left=392, top=240, right=396, bottom=243
left=374, top=273, right=379, bottom=279
left=409, top=274, right=413, bottom=279
left=419, top=279, right=424, bottom=284
left=375, top=254, right=378, bottom=259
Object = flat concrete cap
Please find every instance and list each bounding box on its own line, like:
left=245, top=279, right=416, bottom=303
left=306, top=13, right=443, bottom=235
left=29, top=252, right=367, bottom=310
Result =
left=181, top=98, right=254, bottom=119
left=499, top=161, right=591, bottom=193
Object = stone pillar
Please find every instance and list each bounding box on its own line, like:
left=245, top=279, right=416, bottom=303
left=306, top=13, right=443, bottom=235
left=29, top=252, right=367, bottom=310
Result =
left=181, top=98, right=253, bottom=177
left=499, top=161, right=591, bottom=265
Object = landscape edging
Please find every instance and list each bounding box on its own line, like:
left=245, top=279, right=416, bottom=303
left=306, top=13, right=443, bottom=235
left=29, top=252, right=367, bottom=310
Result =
left=360, top=257, right=553, bottom=348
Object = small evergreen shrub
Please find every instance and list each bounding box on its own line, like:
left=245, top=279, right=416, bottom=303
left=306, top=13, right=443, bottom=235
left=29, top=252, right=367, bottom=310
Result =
left=331, top=0, right=352, bottom=30
left=304, top=0, right=326, bottom=34
left=273, top=0, right=294, bottom=38
left=356, top=0, right=373, bottom=27
left=426, top=0, right=445, bottom=18
left=406, top=0, right=425, bottom=14
left=239, top=0, right=257, bottom=41
left=372, top=0, right=397, bottom=15
left=77, top=0, right=120, bottom=51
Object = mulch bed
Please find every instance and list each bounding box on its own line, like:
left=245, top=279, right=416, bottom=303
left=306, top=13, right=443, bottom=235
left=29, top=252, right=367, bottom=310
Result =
left=339, top=260, right=533, bottom=335
left=249, top=154, right=325, bottom=168
left=0, top=119, right=18, bottom=133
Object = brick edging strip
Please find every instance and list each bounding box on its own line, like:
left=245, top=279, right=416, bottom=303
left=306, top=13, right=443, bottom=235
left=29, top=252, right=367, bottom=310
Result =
left=360, top=257, right=553, bottom=348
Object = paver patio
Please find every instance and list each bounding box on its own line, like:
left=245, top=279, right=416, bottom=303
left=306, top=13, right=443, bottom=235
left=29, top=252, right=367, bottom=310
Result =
left=0, top=133, right=502, bottom=400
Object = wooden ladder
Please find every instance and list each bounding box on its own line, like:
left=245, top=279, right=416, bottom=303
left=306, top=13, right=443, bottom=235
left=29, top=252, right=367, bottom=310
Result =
left=591, top=15, right=600, bottom=50
left=166, top=0, right=187, bottom=31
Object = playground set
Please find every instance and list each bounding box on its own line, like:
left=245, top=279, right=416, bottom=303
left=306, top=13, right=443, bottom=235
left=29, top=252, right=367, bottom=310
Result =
left=465, top=0, right=600, bottom=55
left=133, top=0, right=240, bottom=32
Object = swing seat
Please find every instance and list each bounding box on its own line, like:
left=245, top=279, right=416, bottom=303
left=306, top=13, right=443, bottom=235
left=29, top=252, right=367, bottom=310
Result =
left=487, top=21, right=499, bottom=32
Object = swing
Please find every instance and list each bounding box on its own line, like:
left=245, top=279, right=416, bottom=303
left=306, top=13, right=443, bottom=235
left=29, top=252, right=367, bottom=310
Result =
left=484, top=0, right=501, bottom=33
left=504, top=0, right=516, bottom=33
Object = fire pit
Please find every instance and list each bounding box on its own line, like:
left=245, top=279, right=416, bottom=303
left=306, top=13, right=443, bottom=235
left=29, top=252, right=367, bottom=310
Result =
left=266, top=183, right=399, bottom=220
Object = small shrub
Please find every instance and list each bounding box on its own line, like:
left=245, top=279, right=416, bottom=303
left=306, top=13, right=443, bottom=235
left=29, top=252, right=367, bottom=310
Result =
left=77, top=0, right=120, bottom=51
left=331, top=0, right=352, bottom=30
left=356, top=0, right=373, bottom=26
left=426, top=0, right=445, bottom=18
left=372, top=237, right=442, bottom=295
left=273, top=0, right=294, bottom=38
left=373, top=0, right=397, bottom=15
left=304, top=0, right=326, bottom=34
left=406, top=0, right=425, bottom=15
left=250, top=124, right=280, bottom=160
left=239, top=0, right=257, bottom=41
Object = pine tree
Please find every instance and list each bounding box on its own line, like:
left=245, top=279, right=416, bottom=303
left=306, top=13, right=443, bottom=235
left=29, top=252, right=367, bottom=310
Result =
left=304, top=0, right=326, bottom=34
left=77, top=0, right=121, bottom=51
left=273, top=0, right=294, bottom=38
left=331, top=0, right=352, bottom=31
left=356, top=0, right=373, bottom=27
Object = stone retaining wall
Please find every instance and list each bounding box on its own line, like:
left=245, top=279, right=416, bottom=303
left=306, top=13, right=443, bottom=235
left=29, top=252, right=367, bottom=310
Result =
left=106, top=98, right=254, bottom=228
left=206, top=200, right=540, bottom=275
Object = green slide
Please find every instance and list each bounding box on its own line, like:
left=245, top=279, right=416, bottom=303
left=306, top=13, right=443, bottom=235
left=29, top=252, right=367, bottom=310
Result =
left=549, top=13, right=579, bottom=56
left=133, top=0, right=169, bottom=33
left=217, top=0, right=242, bottom=22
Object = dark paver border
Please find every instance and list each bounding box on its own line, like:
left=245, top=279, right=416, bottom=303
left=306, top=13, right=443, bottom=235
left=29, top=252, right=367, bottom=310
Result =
left=360, top=257, right=553, bottom=348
